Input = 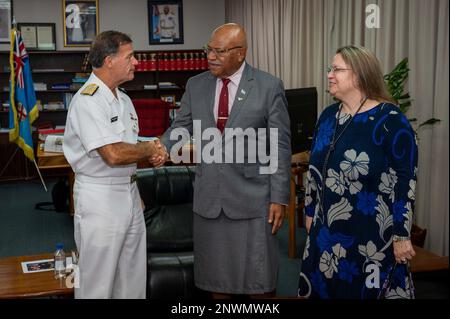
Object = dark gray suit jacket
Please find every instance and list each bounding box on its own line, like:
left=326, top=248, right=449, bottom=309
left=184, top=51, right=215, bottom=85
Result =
left=161, top=63, right=291, bottom=220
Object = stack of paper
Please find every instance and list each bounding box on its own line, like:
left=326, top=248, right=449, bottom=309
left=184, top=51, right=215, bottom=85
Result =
left=44, top=135, right=64, bottom=153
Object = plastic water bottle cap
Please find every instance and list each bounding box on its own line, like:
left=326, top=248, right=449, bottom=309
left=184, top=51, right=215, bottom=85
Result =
left=56, top=243, right=64, bottom=250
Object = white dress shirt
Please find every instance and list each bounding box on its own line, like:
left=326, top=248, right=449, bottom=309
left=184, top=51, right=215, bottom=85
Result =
left=213, top=61, right=246, bottom=123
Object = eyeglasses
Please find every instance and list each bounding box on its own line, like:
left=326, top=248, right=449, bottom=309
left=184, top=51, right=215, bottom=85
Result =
left=327, top=66, right=351, bottom=74
left=203, top=45, right=242, bottom=57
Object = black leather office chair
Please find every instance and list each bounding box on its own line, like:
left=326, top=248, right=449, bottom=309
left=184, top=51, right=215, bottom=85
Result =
left=137, top=166, right=202, bottom=299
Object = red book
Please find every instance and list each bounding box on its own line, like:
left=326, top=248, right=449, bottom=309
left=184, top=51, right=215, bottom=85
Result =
left=38, top=128, right=65, bottom=135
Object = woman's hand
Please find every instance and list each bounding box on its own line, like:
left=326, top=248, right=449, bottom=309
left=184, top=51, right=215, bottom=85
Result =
left=393, top=240, right=416, bottom=264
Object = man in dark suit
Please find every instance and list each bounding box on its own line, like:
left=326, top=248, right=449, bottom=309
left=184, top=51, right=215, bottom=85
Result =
left=154, top=23, right=291, bottom=298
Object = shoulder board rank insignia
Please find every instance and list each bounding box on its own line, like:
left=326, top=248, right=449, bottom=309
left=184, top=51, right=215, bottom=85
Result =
left=81, top=84, right=99, bottom=96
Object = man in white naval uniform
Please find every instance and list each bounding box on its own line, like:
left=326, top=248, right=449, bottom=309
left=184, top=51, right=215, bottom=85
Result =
left=63, top=31, right=163, bottom=299
left=159, top=5, right=177, bottom=41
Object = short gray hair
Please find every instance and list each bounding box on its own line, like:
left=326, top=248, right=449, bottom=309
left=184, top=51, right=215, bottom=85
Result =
left=88, top=31, right=132, bottom=68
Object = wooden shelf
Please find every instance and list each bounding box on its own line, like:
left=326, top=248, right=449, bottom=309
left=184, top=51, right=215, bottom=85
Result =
left=0, top=50, right=88, bottom=54
left=0, top=90, right=78, bottom=93
left=0, top=49, right=204, bottom=180
left=0, top=70, right=87, bottom=74
left=156, top=69, right=206, bottom=73
left=0, top=110, right=67, bottom=113
left=33, top=69, right=87, bottom=73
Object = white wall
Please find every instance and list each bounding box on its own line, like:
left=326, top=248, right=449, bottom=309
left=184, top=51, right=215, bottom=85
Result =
left=0, top=0, right=225, bottom=51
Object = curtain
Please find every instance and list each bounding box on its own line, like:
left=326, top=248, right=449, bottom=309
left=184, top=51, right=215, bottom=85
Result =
left=226, top=0, right=449, bottom=255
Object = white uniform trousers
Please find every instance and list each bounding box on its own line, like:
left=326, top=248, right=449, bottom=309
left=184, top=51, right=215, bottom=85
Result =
left=73, top=179, right=147, bottom=299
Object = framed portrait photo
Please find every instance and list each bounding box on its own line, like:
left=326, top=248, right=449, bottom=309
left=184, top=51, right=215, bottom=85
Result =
left=18, top=23, right=56, bottom=51
left=63, top=0, right=99, bottom=47
left=0, top=0, right=12, bottom=43
left=148, top=0, right=184, bottom=45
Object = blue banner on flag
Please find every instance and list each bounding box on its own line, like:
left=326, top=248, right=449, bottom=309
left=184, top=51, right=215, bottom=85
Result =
left=9, top=28, right=39, bottom=161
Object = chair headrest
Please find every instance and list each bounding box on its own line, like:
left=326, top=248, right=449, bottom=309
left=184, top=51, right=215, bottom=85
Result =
left=137, top=166, right=196, bottom=207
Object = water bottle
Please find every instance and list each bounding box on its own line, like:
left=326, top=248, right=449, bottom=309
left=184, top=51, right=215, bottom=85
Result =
left=54, top=243, right=66, bottom=279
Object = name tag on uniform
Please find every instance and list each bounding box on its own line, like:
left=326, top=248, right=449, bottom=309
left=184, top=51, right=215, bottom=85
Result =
left=111, top=116, right=118, bottom=123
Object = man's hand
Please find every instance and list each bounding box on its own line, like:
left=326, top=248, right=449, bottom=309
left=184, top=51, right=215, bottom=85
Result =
left=268, top=203, right=285, bottom=235
left=149, top=139, right=169, bottom=167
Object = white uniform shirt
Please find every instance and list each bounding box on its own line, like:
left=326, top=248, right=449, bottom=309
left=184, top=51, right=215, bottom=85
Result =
left=159, top=13, right=177, bottom=38
left=63, top=72, right=139, bottom=178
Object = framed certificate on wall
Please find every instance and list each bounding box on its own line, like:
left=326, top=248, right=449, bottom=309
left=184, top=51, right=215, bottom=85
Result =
left=0, top=0, right=12, bottom=43
left=18, top=23, right=56, bottom=51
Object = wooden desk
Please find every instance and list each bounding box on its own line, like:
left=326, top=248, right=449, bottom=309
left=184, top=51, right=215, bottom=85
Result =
left=288, top=151, right=310, bottom=258
left=36, top=141, right=69, bottom=169
left=0, top=253, right=73, bottom=299
left=36, top=141, right=74, bottom=215
left=411, top=245, right=449, bottom=273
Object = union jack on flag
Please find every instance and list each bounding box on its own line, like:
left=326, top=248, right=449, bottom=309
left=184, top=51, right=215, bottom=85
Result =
left=9, top=28, right=39, bottom=161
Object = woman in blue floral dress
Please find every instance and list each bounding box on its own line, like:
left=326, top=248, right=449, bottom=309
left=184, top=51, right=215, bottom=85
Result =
left=298, top=46, right=418, bottom=299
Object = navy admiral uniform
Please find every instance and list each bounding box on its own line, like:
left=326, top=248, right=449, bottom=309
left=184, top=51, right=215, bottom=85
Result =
left=63, top=72, right=146, bottom=299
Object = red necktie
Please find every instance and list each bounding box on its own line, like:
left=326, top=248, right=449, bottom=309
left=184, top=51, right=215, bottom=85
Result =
left=217, top=78, right=231, bottom=134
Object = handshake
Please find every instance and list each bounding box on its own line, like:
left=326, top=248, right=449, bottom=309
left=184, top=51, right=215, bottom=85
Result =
left=146, top=139, right=169, bottom=167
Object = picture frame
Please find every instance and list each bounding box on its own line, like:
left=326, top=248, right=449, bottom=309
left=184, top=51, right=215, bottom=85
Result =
left=18, top=23, right=56, bottom=51
left=21, top=259, right=54, bottom=274
left=0, top=0, right=12, bottom=43
left=148, top=0, right=184, bottom=45
left=63, top=0, right=98, bottom=47
left=160, top=94, right=175, bottom=106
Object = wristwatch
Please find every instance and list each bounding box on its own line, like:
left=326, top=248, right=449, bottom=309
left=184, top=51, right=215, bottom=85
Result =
left=393, top=235, right=410, bottom=242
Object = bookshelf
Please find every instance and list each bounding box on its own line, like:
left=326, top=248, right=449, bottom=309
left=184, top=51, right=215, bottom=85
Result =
left=0, top=49, right=206, bottom=180
left=0, top=49, right=205, bottom=113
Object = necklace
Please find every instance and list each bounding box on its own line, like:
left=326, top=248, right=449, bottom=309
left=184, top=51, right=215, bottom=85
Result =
left=319, top=96, right=368, bottom=214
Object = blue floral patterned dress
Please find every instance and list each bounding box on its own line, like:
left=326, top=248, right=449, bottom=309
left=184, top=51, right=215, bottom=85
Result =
left=297, top=102, right=418, bottom=299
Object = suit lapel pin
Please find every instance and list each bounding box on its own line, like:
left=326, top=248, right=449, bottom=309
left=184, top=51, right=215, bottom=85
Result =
left=237, top=97, right=243, bottom=101
left=241, top=89, right=246, bottom=95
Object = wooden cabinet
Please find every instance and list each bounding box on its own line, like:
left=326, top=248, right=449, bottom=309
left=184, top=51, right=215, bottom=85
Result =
left=0, top=49, right=206, bottom=180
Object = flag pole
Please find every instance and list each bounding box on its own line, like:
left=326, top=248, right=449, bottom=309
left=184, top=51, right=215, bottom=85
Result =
left=33, top=159, right=48, bottom=192
left=9, top=18, right=47, bottom=191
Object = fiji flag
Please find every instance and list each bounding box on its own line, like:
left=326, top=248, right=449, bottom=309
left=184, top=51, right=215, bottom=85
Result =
left=9, top=28, right=38, bottom=161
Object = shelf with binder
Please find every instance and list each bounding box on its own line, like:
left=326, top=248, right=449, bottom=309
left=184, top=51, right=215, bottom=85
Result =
left=0, top=49, right=206, bottom=180
left=0, top=89, right=79, bottom=94
left=0, top=49, right=205, bottom=102
left=135, top=51, right=208, bottom=72
left=0, top=109, right=68, bottom=129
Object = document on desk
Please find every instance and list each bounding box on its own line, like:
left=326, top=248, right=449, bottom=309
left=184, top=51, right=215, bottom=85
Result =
left=44, top=135, right=64, bottom=153
left=21, top=257, right=73, bottom=273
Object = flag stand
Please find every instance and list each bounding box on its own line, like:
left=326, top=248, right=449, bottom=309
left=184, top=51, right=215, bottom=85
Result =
left=33, top=159, right=48, bottom=192
left=0, top=146, right=19, bottom=178
left=0, top=145, right=48, bottom=191
left=6, top=20, right=47, bottom=192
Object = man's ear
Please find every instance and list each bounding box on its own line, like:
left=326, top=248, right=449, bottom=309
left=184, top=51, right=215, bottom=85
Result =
left=103, top=55, right=113, bottom=68
left=238, top=48, right=247, bottom=63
